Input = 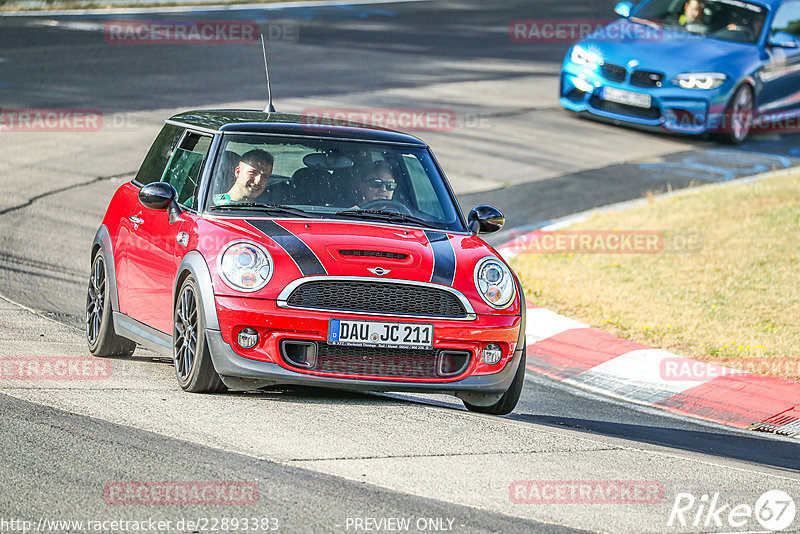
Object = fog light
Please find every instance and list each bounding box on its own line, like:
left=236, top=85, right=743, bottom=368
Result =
left=237, top=327, right=258, bottom=349
left=482, top=343, right=502, bottom=365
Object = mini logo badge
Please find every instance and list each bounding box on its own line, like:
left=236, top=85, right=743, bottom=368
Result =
left=368, top=267, right=391, bottom=276
left=627, top=59, right=640, bottom=68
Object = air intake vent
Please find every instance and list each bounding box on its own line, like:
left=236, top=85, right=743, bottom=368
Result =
left=281, top=341, right=471, bottom=379
left=339, top=250, right=409, bottom=260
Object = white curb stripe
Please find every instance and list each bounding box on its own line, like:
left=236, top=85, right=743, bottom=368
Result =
left=525, top=308, right=588, bottom=345
left=778, top=420, right=800, bottom=436
left=564, top=349, right=712, bottom=405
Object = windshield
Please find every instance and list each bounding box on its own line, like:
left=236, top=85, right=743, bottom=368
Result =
left=634, top=0, right=767, bottom=43
left=204, top=134, right=465, bottom=232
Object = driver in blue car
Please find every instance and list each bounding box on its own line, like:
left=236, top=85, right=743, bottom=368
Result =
left=359, top=161, right=397, bottom=205
left=214, top=149, right=274, bottom=205
left=679, top=0, right=706, bottom=26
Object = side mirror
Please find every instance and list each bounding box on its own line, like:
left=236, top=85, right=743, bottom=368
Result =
left=139, top=182, right=183, bottom=224
left=614, top=1, right=633, bottom=18
left=768, top=31, right=799, bottom=49
left=468, top=205, right=505, bottom=235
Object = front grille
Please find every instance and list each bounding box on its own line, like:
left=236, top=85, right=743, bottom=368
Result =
left=297, top=343, right=470, bottom=378
left=285, top=280, right=469, bottom=318
left=601, top=63, right=627, bottom=83
left=631, top=70, right=664, bottom=88
left=589, top=95, right=661, bottom=120
left=317, top=344, right=438, bottom=377
left=339, top=249, right=408, bottom=260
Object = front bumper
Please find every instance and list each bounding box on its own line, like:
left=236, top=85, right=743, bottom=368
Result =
left=205, top=296, right=524, bottom=395
left=560, top=60, right=731, bottom=135
left=206, top=329, right=524, bottom=395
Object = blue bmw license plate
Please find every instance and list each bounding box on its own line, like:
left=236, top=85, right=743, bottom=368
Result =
left=602, top=87, right=652, bottom=108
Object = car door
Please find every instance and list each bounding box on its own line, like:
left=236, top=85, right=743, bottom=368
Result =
left=758, top=0, right=800, bottom=115
left=125, top=130, right=213, bottom=334
left=116, top=123, right=183, bottom=319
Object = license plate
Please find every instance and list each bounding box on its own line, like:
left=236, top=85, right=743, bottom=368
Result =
left=602, top=87, right=652, bottom=108
left=328, top=319, right=433, bottom=350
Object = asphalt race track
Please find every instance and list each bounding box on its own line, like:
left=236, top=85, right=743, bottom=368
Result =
left=1, top=1, right=800, bottom=532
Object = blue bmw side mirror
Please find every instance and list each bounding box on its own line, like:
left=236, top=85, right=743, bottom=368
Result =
left=769, top=31, right=799, bottom=49
left=614, top=1, right=633, bottom=18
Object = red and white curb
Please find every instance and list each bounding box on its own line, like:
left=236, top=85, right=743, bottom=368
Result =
left=518, top=304, right=800, bottom=437
left=496, top=172, right=800, bottom=437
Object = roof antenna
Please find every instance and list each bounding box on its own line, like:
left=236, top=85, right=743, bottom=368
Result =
left=261, top=34, right=276, bottom=113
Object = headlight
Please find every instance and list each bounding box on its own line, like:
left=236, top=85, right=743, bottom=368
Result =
left=673, top=73, right=727, bottom=90
left=570, top=45, right=602, bottom=68
left=217, top=240, right=273, bottom=292
left=474, top=257, right=516, bottom=309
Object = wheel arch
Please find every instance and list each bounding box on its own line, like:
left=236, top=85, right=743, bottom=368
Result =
left=727, top=78, right=757, bottom=114
left=174, top=251, right=220, bottom=331
left=91, top=225, right=120, bottom=312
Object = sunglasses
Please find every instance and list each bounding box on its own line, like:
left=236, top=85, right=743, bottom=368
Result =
left=367, top=179, right=397, bottom=191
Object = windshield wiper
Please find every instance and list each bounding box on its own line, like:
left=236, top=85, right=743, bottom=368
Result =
left=209, top=203, right=313, bottom=218
left=335, top=209, right=428, bottom=227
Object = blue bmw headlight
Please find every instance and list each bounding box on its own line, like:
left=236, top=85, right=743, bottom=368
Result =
left=570, top=45, right=603, bottom=69
left=673, top=73, right=727, bottom=90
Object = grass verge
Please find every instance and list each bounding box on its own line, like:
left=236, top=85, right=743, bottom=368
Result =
left=510, top=169, right=800, bottom=380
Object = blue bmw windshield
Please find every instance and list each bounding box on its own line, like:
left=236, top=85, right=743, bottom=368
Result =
left=633, top=0, right=767, bottom=43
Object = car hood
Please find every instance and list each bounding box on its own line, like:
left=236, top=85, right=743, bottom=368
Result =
left=197, top=217, right=512, bottom=307
left=577, top=19, right=758, bottom=77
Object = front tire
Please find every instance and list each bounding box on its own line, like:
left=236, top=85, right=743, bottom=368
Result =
left=173, top=276, right=226, bottom=393
left=86, top=250, right=136, bottom=358
left=712, top=84, right=753, bottom=145
left=463, top=346, right=526, bottom=415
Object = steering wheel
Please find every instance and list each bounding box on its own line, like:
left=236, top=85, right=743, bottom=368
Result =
left=713, top=24, right=754, bottom=41
left=360, top=199, right=414, bottom=216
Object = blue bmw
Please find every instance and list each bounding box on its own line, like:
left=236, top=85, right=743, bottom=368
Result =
left=560, top=0, right=800, bottom=143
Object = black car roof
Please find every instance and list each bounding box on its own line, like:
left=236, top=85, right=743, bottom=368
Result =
left=168, top=110, right=429, bottom=146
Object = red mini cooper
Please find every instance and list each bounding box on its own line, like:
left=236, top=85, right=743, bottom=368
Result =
left=87, top=110, right=526, bottom=414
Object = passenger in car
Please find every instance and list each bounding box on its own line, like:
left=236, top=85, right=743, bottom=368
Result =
left=358, top=161, right=398, bottom=205
left=214, top=149, right=274, bottom=205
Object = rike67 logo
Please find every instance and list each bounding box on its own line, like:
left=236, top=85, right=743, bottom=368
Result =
left=668, top=490, right=796, bottom=531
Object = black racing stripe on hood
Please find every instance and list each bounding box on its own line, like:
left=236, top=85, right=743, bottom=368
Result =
left=425, top=230, right=455, bottom=286
left=247, top=220, right=326, bottom=276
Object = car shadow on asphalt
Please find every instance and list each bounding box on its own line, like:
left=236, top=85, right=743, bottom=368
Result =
left=511, top=414, right=800, bottom=472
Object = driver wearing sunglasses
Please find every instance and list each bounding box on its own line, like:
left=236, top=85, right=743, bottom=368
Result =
left=359, top=161, right=398, bottom=204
